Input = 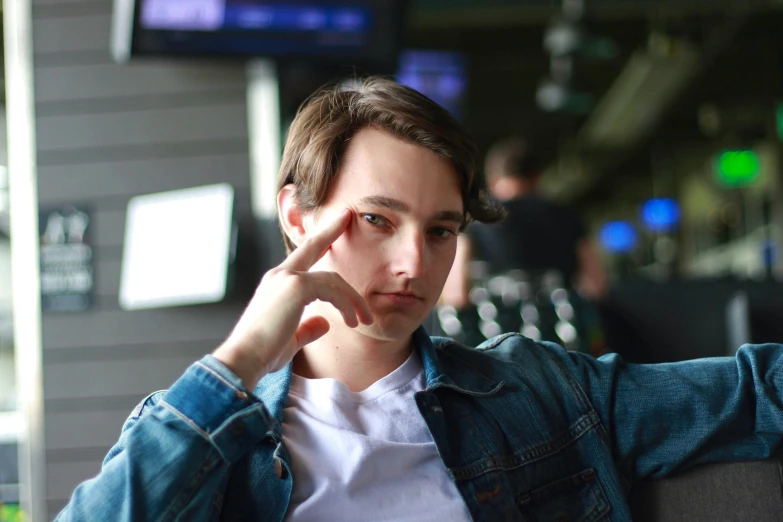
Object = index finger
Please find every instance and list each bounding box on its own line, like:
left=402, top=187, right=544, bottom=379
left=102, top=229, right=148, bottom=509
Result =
left=281, top=208, right=352, bottom=271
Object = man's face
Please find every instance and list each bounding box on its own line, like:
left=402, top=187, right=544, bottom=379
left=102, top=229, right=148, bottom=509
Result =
left=308, top=127, right=464, bottom=341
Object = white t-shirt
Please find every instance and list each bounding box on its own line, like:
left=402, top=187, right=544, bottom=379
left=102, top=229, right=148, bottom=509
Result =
left=281, top=353, right=472, bottom=522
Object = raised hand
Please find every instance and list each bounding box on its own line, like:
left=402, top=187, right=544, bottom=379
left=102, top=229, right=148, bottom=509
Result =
left=213, top=209, right=373, bottom=390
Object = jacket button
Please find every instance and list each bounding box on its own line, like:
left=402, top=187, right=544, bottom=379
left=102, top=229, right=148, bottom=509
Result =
left=230, top=422, right=246, bottom=436
left=274, top=458, right=284, bottom=479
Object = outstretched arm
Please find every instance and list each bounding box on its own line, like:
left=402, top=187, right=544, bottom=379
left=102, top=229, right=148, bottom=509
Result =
left=560, top=343, right=783, bottom=482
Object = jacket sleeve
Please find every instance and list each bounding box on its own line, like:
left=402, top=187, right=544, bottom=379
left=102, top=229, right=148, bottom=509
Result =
left=54, top=355, right=275, bottom=522
left=555, top=341, right=783, bottom=483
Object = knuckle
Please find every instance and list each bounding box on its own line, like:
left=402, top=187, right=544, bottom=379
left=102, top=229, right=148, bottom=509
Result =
left=326, top=272, right=347, bottom=286
left=285, top=273, right=311, bottom=296
left=261, top=268, right=279, bottom=282
left=276, top=268, right=296, bottom=279
left=285, top=272, right=304, bottom=287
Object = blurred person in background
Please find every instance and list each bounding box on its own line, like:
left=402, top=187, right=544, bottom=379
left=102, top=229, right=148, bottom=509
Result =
left=440, top=137, right=608, bottom=355
left=442, top=136, right=607, bottom=308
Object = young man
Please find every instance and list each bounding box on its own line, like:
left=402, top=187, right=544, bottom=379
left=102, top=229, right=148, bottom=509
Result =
left=57, top=78, right=783, bottom=522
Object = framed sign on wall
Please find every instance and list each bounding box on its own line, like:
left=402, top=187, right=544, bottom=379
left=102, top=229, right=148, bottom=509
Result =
left=39, top=206, right=94, bottom=313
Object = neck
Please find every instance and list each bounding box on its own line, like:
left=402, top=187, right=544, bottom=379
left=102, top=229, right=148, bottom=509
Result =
left=292, top=314, right=414, bottom=392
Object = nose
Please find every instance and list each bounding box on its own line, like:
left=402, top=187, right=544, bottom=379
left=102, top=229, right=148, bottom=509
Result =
left=389, top=230, right=425, bottom=279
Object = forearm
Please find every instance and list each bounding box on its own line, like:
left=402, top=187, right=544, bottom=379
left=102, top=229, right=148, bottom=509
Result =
left=563, top=343, right=783, bottom=481
left=55, top=356, right=274, bottom=521
left=55, top=406, right=229, bottom=522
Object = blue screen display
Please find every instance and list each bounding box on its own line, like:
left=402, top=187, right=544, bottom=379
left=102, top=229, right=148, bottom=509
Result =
left=132, top=0, right=398, bottom=65
left=396, top=50, right=468, bottom=119
left=141, top=1, right=372, bottom=34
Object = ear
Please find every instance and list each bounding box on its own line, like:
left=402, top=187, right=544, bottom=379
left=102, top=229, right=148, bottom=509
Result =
left=278, top=184, right=309, bottom=248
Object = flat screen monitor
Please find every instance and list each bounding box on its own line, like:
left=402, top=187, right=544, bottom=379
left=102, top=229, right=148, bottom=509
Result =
left=119, top=183, right=235, bottom=310
left=396, top=50, right=468, bottom=120
left=112, top=0, right=408, bottom=72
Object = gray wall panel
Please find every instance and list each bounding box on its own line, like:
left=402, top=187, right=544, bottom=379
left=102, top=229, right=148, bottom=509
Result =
left=37, top=138, right=249, bottom=166
left=33, top=14, right=109, bottom=53
left=35, top=63, right=246, bottom=103
left=37, top=154, right=251, bottom=203
left=45, top=408, right=131, bottom=451
left=33, top=1, right=110, bottom=20
left=37, top=103, right=248, bottom=152
left=88, top=208, right=126, bottom=247
left=48, top=499, right=68, bottom=522
left=42, top=306, right=242, bottom=350
left=95, top=259, right=120, bottom=298
left=33, top=7, right=252, bottom=516
left=43, top=340, right=221, bottom=366
left=43, top=355, right=198, bottom=401
left=46, top=460, right=104, bottom=503
left=34, top=0, right=105, bottom=4
left=91, top=244, right=123, bottom=262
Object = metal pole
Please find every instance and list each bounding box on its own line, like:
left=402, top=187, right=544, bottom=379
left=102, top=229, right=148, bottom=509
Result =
left=3, top=0, right=46, bottom=519
left=246, top=59, right=282, bottom=220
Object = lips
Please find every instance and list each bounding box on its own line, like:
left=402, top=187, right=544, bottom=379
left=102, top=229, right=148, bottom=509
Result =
left=380, top=290, right=423, bottom=299
left=375, top=290, right=425, bottom=305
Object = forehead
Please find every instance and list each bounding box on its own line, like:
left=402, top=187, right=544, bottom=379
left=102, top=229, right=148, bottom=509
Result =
left=328, top=128, right=464, bottom=212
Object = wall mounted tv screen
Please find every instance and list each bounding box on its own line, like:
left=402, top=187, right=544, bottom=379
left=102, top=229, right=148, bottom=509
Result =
left=111, top=0, right=408, bottom=71
left=396, top=50, right=468, bottom=120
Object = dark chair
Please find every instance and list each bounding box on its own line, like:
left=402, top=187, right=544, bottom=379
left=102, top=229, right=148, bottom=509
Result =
left=629, top=457, right=783, bottom=521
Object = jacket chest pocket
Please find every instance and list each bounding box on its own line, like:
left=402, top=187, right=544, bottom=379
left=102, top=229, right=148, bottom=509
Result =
left=517, top=469, right=610, bottom=522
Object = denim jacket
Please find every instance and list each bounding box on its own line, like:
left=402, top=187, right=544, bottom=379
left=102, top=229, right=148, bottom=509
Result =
left=55, top=329, right=783, bottom=521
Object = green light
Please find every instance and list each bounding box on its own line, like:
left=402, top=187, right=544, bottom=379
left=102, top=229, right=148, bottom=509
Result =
left=715, top=150, right=760, bottom=187
left=777, top=104, right=783, bottom=141
left=0, top=504, right=24, bottom=522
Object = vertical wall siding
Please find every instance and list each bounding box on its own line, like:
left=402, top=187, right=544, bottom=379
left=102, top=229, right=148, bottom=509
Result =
left=31, top=2, right=253, bottom=518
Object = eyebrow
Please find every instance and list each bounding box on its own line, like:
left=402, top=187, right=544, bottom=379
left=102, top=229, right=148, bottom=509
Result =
left=359, top=195, right=465, bottom=225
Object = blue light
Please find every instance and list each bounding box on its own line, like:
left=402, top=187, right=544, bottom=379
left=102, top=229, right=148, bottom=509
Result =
left=600, top=221, right=637, bottom=253
left=641, top=198, right=680, bottom=232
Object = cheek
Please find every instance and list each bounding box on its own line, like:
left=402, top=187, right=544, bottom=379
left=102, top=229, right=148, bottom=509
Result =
left=429, top=244, right=458, bottom=280
left=325, top=229, right=377, bottom=275
left=337, top=221, right=376, bottom=257
left=341, top=219, right=398, bottom=259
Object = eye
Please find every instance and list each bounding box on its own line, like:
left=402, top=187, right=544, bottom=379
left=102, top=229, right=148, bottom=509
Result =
left=430, top=227, right=457, bottom=238
left=362, top=213, right=387, bottom=227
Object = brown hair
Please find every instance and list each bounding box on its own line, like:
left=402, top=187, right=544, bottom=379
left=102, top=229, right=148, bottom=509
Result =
left=277, top=76, right=505, bottom=252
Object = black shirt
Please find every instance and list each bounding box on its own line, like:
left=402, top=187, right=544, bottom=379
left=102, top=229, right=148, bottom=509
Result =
left=467, top=194, right=587, bottom=285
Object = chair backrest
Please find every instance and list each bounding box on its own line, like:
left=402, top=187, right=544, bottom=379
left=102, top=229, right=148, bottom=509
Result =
left=629, top=459, right=783, bottom=521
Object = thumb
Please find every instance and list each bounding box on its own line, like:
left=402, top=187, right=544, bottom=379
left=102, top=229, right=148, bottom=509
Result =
left=294, top=316, right=330, bottom=348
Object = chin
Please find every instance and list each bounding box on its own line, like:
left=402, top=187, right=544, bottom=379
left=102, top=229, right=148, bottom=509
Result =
left=354, top=318, right=422, bottom=342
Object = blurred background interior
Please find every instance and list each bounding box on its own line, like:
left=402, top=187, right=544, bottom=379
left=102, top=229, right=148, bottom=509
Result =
left=3, top=0, right=783, bottom=520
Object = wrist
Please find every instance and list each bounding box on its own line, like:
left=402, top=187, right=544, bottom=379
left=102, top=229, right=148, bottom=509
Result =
left=213, top=341, right=268, bottom=391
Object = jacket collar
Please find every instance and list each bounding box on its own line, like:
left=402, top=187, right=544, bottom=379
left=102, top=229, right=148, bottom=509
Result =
left=254, top=327, right=505, bottom=435
left=416, top=328, right=505, bottom=396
